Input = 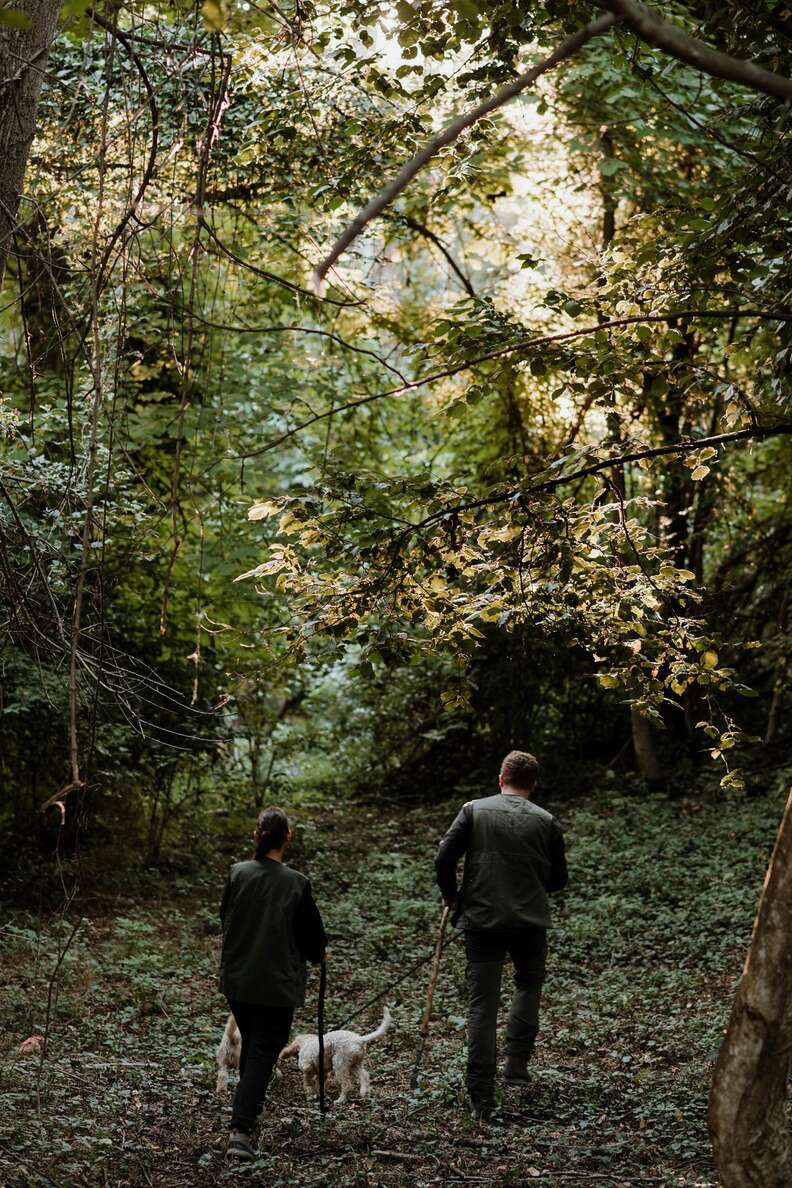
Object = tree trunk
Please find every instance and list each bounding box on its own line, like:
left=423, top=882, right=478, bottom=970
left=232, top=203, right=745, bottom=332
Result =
left=0, top=0, right=61, bottom=287
left=630, top=706, right=662, bottom=783
left=765, top=594, right=788, bottom=746
left=764, top=669, right=786, bottom=746
left=709, top=787, right=792, bottom=1188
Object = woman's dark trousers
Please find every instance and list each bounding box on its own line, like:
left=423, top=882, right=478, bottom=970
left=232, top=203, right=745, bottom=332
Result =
left=464, top=927, right=547, bottom=1111
left=227, top=999, right=294, bottom=1134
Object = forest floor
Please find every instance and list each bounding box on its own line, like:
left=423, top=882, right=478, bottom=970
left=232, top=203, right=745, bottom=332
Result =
left=0, top=781, right=785, bottom=1188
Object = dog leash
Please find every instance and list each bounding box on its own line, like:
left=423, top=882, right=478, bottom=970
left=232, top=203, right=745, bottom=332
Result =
left=318, top=956, right=327, bottom=1116
left=409, top=904, right=449, bottom=1088
left=331, top=914, right=462, bottom=1031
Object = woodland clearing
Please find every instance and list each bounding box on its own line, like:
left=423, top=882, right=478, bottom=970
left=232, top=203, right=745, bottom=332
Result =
left=1, top=783, right=783, bottom=1187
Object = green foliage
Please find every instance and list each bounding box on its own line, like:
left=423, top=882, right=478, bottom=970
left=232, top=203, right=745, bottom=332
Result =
left=1, top=0, right=792, bottom=867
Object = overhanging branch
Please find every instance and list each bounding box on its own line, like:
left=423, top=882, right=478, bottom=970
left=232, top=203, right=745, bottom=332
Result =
left=312, top=14, right=616, bottom=287
left=234, top=306, right=791, bottom=459
left=602, top=0, right=792, bottom=101
left=412, top=423, right=792, bottom=533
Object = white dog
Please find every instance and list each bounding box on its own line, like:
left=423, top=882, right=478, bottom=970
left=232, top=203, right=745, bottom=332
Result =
left=279, top=1007, right=392, bottom=1104
left=215, top=1007, right=392, bottom=1103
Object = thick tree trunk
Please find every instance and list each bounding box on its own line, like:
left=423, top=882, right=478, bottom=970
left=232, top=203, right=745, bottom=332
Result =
left=0, top=0, right=61, bottom=287
left=709, top=787, right=792, bottom=1188
left=630, top=706, right=662, bottom=783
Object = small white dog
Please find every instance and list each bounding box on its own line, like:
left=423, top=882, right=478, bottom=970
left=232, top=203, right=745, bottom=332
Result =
left=279, top=1007, right=392, bottom=1104
left=216, top=1007, right=392, bottom=1103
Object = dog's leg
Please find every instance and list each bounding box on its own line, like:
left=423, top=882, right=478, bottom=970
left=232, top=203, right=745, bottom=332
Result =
left=334, top=1059, right=355, bottom=1104
left=358, top=1066, right=370, bottom=1100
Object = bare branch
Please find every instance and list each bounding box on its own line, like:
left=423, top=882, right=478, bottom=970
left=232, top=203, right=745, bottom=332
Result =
left=201, top=218, right=363, bottom=308
left=87, top=10, right=160, bottom=291
left=399, top=215, right=477, bottom=299
left=602, top=0, right=792, bottom=101
left=234, top=307, right=791, bottom=459
left=169, top=306, right=408, bottom=381
left=312, top=14, right=616, bottom=286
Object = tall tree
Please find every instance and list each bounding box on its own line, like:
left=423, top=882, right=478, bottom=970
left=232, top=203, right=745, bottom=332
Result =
left=709, top=788, right=792, bottom=1188
left=0, top=0, right=61, bottom=285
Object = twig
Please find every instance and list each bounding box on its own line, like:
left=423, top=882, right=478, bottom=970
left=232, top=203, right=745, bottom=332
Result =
left=35, top=917, right=84, bottom=1102
left=318, top=957, right=327, bottom=1116
left=332, top=926, right=462, bottom=1031
left=410, top=905, right=449, bottom=1088
left=0, top=1143, right=62, bottom=1187
left=441, top=1175, right=663, bottom=1184
left=371, top=1148, right=431, bottom=1162
left=399, top=215, right=477, bottom=300
left=201, top=219, right=360, bottom=308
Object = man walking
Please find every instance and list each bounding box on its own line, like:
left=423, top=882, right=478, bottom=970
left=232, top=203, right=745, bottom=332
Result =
left=435, top=750, right=567, bottom=1118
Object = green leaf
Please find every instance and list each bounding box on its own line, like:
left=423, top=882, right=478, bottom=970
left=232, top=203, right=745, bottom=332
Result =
left=0, top=7, right=31, bottom=28
left=599, top=157, right=625, bottom=177
left=201, top=0, right=228, bottom=32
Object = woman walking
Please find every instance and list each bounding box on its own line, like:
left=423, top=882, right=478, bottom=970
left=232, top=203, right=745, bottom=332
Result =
left=219, top=806, right=327, bottom=1160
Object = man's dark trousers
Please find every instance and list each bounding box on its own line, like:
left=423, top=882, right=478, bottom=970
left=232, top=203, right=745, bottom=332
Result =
left=227, top=1000, right=293, bottom=1133
left=464, top=927, right=547, bottom=1108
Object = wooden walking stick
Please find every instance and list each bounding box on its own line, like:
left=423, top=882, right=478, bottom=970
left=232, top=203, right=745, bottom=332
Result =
left=410, top=904, right=450, bottom=1088
left=317, top=956, right=327, bottom=1115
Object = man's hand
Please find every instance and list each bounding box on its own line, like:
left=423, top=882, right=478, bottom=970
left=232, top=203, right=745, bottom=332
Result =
left=443, top=895, right=458, bottom=911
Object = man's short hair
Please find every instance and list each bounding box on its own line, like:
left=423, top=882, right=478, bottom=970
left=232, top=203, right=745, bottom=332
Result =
left=500, top=750, right=539, bottom=789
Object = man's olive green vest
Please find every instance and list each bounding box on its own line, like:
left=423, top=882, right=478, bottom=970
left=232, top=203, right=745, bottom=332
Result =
left=458, top=794, right=559, bottom=930
left=219, top=858, right=308, bottom=1007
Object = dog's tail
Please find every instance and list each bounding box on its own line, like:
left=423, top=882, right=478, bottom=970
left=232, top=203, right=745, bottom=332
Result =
left=215, top=1014, right=238, bottom=1095
left=359, top=1006, right=392, bottom=1045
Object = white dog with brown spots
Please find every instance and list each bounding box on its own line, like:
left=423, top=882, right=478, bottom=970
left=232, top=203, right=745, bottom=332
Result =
left=216, top=1007, right=391, bottom=1103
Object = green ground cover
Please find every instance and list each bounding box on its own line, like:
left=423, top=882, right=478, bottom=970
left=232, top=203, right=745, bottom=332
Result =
left=0, top=784, right=783, bottom=1187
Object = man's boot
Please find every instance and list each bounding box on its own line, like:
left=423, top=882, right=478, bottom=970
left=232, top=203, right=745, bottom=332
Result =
left=504, top=1054, right=532, bottom=1085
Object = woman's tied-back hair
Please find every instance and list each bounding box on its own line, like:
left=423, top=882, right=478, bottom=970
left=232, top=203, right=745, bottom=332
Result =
left=254, top=806, right=290, bottom=858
